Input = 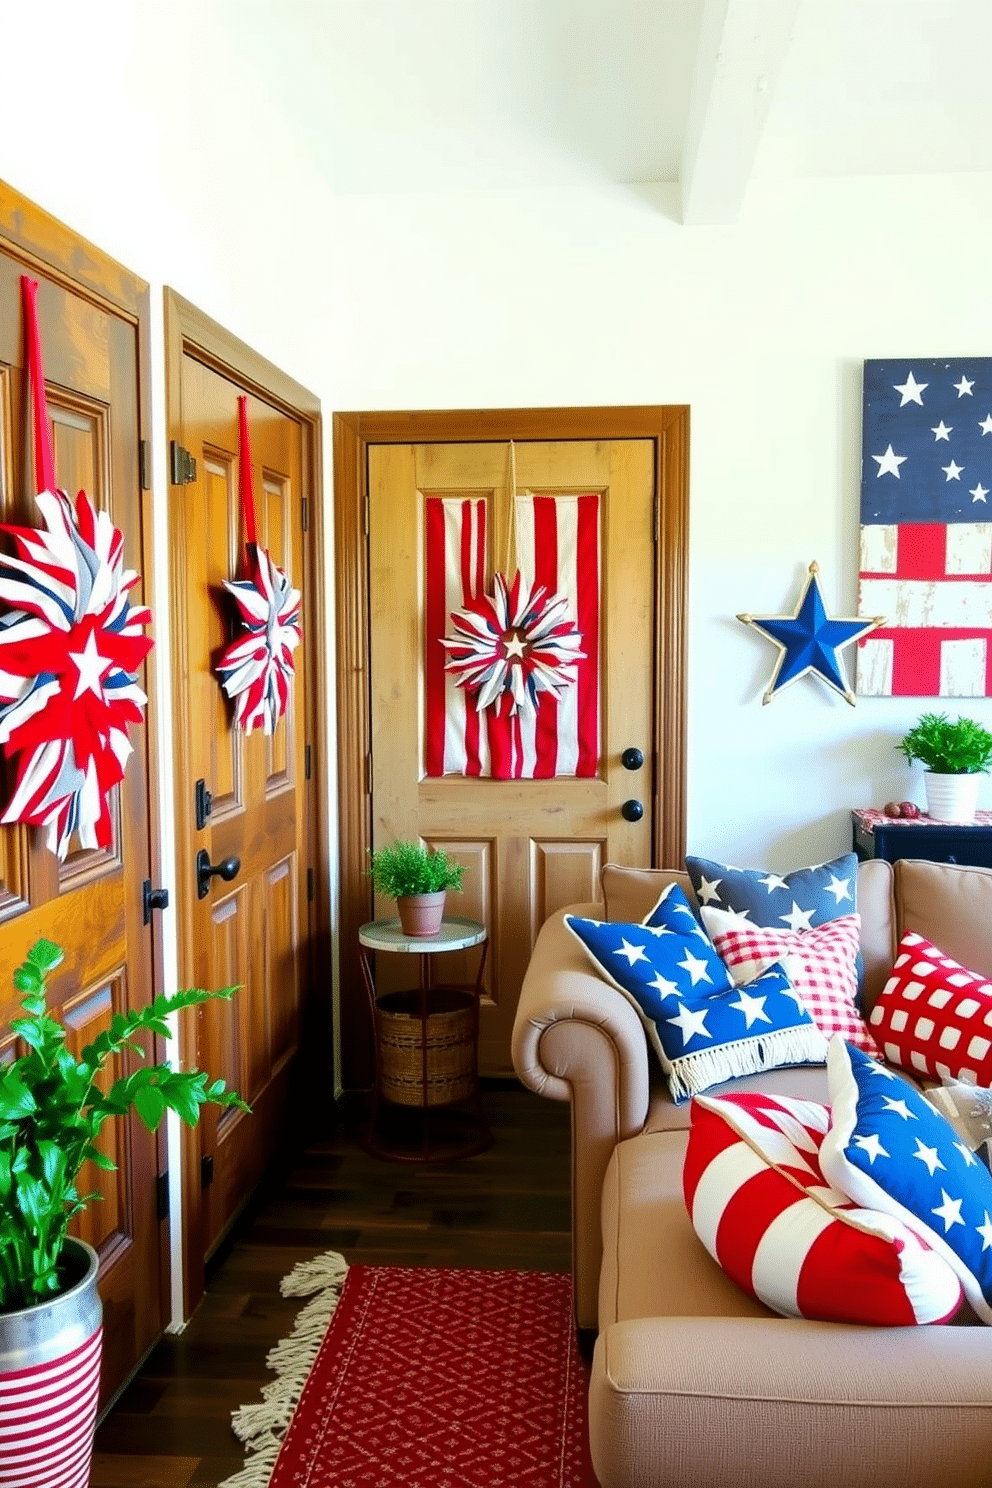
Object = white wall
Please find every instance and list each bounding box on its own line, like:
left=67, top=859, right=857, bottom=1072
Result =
left=3, top=6, right=992, bottom=987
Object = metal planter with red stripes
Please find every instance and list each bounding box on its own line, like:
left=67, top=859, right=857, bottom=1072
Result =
left=0, top=1239, right=102, bottom=1488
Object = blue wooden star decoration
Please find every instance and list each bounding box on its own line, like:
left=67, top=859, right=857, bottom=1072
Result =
left=737, top=563, right=885, bottom=706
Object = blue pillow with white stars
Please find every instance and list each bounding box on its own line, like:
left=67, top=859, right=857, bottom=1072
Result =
left=820, top=1036, right=992, bottom=1324
left=564, top=883, right=829, bottom=1103
left=684, top=853, right=858, bottom=934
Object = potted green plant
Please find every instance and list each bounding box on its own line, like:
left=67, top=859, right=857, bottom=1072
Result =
left=368, top=840, right=465, bottom=936
left=0, top=938, right=247, bottom=1485
left=897, top=711, right=992, bottom=822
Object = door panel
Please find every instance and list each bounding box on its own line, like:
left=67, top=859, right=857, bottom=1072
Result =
left=173, top=354, right=308, bottom=1272
left=369, top=439, right=655, bottom=1073
left=0, top=243, right=163, bottom=1404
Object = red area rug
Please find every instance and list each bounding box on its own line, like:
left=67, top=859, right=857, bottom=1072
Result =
left=222, top=1253, right=598, bottom=1488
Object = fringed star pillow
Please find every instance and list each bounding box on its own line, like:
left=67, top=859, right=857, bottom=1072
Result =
left=564, top=883, right=827, bottom=1103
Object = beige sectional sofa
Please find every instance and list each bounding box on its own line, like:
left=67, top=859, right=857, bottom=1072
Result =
left=512, top=857, right=992, bottom=1488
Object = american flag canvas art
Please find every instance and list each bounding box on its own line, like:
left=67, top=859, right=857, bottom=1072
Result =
left=423, top=493, right=600, bottom=779
left=856, top=358, right=992, bottom=696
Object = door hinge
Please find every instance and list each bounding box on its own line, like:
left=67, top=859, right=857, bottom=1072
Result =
left=201, top=1153, right=214, bottom=1188
left=365, top=752, right=373, bottom=794
left=654, top=496, right=660, bottom=544
left=170, top=441, right=197, bottom=486
left=139, top=439, right=150, bottom=491
left=156, top=1170, right=169, bottom=1221
left=305, top=743, right=312, bottom=780
left=307, top=866, right=315, bottom=903
left=195, top=778, right=213, bottom=832
left=301, top=496, right=309, bottom=532
left=363, top=490, right=370, bottom=537
left=142, top=879, right=170, bottom=925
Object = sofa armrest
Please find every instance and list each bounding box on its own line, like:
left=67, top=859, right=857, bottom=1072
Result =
left=512, top=905, right=651, bottom=1330
left=590, top=1316, right=992, bottom=1488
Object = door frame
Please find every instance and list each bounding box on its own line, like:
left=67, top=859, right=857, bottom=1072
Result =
left=333, top=406, right=689, bottom=1090
left=0, top=179, right=170, bottom=1357
left=164, top=290, right=329, bottom=1312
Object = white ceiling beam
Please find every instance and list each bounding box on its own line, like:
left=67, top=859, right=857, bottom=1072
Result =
left=681, top=0, right=801, bottom=226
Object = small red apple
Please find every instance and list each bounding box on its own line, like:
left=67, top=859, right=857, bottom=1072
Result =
left=883, top=801, right=903, bottom=818
left=898, top=800, right=921, bottom=819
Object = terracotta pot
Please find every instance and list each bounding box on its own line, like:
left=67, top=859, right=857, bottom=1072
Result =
left=396, top=891, right=447, bottom=937
left=0, top=1237, right=102, bottom=1488
left=924, top=771, right=981, bottom=823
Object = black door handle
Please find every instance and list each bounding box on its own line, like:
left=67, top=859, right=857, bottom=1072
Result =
left=621, top=799, right=644, bottom=822
left=621, top=747, right=644, bottom=771
left=196, top=849, right=241, bottom=900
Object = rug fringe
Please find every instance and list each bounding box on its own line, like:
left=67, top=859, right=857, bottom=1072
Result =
left=217, top=1250, right=349, bottom=1488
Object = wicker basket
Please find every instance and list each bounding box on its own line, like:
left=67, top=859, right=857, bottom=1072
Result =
left=376, top=988, right=475, bottom=1107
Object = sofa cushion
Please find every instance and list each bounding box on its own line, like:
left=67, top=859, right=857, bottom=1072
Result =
left=703, top=906, right=879, bottom=1056
left=683, top=1090, right=962, bottom=1325
left=565, top=885, right=827, bottom=1103
left=821, top=1037, right=992, bottom=1324
left=868, top=929, right=992, bottom=1085
left=686, top=851, right=858, bottom=930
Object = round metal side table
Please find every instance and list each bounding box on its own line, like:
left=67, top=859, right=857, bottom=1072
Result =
left=358, top=916, right=492, bottom=1161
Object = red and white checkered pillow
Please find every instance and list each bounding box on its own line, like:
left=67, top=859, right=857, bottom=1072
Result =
left=683, top=1090, right=963, bottom=1325
left=869, top=930, right=992, bottom=1085
left=702, top=906, right=879, bottom=1056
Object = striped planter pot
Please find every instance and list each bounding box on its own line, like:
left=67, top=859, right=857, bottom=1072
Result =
left=0, top=1239, right=102, bottom=1488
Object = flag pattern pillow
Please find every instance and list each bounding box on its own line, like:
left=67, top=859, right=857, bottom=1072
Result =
left=821, top=1037, right=992, bottom=1324
left=685, top=852, right=857, bottom=932
left=868, top=930, right=992, bottom=1086
left=702, top=905, right=879, bottom=1056
left=565, top=884, right=828, bottom=1103
left=683, top=1090, right=963, bottom=1325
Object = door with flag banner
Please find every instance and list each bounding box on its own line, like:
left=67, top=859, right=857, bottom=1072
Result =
left=369, top=439, right=655, bottom=1072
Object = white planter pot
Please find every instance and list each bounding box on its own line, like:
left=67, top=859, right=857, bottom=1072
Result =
left=924, top=771, right=981, bottom=823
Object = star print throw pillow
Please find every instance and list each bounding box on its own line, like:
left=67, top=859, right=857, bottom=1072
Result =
left=820, top=1037, right=992, bottom=1324
left=701, top=905, right=880, bottom=1056
left=683, top=1090, right=963, bottom=1325
left=564, top=883, right=828, bottom=1103
left=685, top=852, right=858, bottom=933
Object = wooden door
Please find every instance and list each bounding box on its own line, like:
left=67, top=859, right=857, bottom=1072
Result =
left=171, top=351, right=309, bottom=1296
left=369, top=439, right=655, bottom=1072
left=0, top=239, right=164, bottom=1403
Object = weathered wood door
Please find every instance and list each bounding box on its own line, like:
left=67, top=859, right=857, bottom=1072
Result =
left=0, top=231, right=165, bottom=1403
left=368, top=439, right=656, bottom=1072
left=170, top=347, right=310, bottom=1301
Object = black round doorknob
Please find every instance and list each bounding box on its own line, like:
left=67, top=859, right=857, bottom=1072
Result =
left=621, top=799, right=644, bottom=823
left=621, top=747, right=644, bottom=771
left=196, top=849, right=242, bottom=899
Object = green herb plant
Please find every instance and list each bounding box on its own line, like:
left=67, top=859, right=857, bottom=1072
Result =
left=367, top=840, right=465, bottom=899
left=0, top=938, right=248, bottom=1313
left=898, top=712, right=992, bottom=775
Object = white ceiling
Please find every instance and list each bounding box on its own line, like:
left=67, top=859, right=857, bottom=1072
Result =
left=227, top=0, right=992, bottom=220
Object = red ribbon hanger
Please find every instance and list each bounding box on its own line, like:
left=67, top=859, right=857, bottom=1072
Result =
left=21, top=276, right=57, bottom=496
left=238, top=394, right=258, bottom=555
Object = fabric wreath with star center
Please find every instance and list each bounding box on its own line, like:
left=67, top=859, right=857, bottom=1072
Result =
left=0, top=278, right=153, bottom=860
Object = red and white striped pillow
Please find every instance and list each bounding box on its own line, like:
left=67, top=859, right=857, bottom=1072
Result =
left=682, top=1090, right=962, bottom=1325
left=702, top=906, right=879, bottom=1055
left=869, top=929, right=992, bottom=1085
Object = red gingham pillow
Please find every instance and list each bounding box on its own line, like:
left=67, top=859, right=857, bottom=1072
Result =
left=869, top=930, right=992, bottom=1084
left=683, top=1090, right=962, bottom=1324
left=702, top=906, right=879, bottom=1056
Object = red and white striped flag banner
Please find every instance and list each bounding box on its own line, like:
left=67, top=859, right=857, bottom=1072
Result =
left=424, top=492, right=600, bottom=780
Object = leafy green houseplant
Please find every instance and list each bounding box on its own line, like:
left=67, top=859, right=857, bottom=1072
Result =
left=897, top=712, right=992, bottom=775
left=367, top=841, right=465, bottom=936
left=0, top=938, right=247, bottom=1313
left=897, top=712, right=992, bottom=823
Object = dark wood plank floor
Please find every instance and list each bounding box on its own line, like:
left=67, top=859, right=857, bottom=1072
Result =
left=90, top=1082, right=571, bottom=1488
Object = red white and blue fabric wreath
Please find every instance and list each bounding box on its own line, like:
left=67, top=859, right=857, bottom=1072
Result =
left=214, top=397, right=301, bottom=735
left=0, top=278, right=153, bottom=859
left=441, top=569, right=585, bottom=719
